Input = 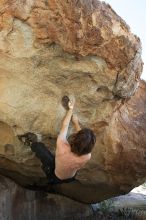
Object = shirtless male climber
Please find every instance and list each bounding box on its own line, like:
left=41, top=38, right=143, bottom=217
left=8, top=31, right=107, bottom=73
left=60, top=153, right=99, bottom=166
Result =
left=19, top=97, right=96, bottom=184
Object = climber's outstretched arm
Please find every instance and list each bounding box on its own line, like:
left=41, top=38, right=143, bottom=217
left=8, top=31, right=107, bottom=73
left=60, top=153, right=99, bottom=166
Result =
left=58, top=98, right=75, bottom=140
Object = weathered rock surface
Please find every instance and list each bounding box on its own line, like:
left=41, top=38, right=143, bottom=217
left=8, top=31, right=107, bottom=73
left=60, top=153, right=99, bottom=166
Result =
left=0, top=175, right=93, bottom=220
left=0, top=175, right=146, bottom=220
left=0, top=0, right=145, bottom=203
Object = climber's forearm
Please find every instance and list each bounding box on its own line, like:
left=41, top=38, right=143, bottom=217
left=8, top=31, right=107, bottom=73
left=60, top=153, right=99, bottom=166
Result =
left=62, top=109, right=73, bottom=128
left=71, top=114, right=81, bottom=132
left=73, top=122, right=81, bottom=132
left=59, top=109, right=73, bottom=138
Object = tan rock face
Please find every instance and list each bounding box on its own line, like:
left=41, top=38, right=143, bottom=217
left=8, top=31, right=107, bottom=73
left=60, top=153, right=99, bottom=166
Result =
left=104, top=81, right=146, bottom=188
left=0, top=0, right=145, bottom=203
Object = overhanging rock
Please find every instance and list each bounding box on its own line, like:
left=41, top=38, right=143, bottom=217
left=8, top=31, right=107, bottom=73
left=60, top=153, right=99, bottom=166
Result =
left=0, top=0, right=145, bottom=203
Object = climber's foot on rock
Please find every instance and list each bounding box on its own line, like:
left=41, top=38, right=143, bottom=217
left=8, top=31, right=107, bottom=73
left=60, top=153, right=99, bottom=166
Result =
left=18, top=132, right=38, bottom=146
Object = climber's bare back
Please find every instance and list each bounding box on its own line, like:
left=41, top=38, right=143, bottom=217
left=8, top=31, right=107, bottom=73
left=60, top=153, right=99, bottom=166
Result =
left=55, top=134, right=91, bottom=180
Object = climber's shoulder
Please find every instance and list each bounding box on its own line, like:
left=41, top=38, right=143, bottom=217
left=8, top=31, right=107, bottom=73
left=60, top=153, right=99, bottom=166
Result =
left=57, top=133, right=69, bottom=148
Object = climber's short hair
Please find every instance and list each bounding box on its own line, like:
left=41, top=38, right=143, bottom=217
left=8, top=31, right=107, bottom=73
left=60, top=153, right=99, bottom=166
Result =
left=68, top=128, right=96, bottom=156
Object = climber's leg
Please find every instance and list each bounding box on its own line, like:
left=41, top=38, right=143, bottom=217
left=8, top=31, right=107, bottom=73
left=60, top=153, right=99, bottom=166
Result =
left=30, top=142, right=55, bottom=179
left=18, top=132, right=55, bottom=182
left=31, top=142, right=54, bottom=165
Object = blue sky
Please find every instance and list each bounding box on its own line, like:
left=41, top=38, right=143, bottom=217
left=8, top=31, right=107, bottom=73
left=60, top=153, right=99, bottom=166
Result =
left=104, top=0, right=146, bottom=80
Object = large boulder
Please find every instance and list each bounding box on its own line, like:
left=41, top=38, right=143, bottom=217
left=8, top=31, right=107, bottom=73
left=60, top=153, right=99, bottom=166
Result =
left=0, top=0, right=145, bottom=203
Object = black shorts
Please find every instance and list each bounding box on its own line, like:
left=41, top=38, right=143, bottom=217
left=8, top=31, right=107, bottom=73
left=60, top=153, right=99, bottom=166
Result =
left=31, top=142, right=75, bottom=184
